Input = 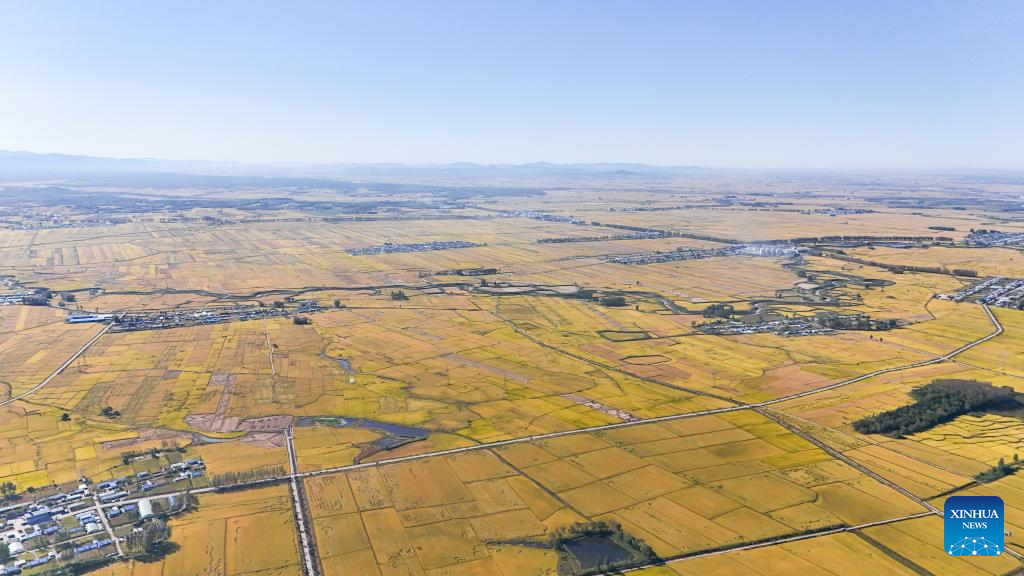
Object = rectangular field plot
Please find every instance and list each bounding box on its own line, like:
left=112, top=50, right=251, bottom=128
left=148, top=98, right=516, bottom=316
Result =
left=939, top=474, right=1024, bottom=557
left=861, top=516, right=1020, bottom=576
left=0, top=308, right=103, bottom=400
left=304, top=410, right=929, bottom=574
left=305, top=450, right=569, bottom=576
left=91, top=485, right=302, bottom=576
left=632, top=531, right=929, bottom=575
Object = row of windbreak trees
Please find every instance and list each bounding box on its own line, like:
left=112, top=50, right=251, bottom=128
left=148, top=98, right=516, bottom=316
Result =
left=210, top=465, right=287, bottom=488
left=825, top=252, right=977, bottom=277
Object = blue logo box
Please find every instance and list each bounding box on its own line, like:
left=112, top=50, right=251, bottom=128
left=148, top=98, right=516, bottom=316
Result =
left=945, top=495, right=1004, bottom=556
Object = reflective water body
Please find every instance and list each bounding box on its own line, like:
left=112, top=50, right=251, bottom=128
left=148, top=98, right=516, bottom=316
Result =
left=563, top=536, right=632, bottom=570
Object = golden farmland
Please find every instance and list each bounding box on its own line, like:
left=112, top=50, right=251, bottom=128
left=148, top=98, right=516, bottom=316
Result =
left=2, top=182, right=1024, bottom=575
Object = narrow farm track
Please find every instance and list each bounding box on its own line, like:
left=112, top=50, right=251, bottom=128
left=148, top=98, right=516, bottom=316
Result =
left=264, top=318, right=277, bottom=375
left=23, top=229, right=38, bottom=260
left=766, top=303, right=1004, bottom=405
left=0, top=322, right=112, bottom=407
left=286, top=425, right=321, bottom=576
left=754, top=407, right=940, bottom=514
left=617, top=511, right=938, bottom=573
left=92, top=493, right=125, bottom=557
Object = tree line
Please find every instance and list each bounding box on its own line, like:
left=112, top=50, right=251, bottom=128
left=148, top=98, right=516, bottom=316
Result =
left=825, top=252, right=977, bottom=277
left=210, top=465, right=287, bottom=487
left=853, top=379, right=1019, bottom=438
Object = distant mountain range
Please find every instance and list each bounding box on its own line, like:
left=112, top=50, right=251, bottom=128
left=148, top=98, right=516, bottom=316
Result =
left=6, top=150, right=1017, bottom=189
left=0, top=149, right=708, bottom=184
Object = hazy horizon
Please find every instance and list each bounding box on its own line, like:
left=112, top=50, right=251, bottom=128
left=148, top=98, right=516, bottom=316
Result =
left=2, top=1, right=1023, bottom=170
left=7, top=147, right=1024, bottom=178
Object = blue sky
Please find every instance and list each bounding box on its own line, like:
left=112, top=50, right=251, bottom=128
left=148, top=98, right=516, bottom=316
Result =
left=1, top=0, right=1021, bottom=168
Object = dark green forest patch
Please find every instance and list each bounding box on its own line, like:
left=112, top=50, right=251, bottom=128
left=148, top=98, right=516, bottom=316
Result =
left=853, top=379, right=1022, bottom=438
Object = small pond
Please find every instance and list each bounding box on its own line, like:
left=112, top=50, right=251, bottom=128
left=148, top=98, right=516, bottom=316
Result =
left=563, top=536, right=632, bottom=570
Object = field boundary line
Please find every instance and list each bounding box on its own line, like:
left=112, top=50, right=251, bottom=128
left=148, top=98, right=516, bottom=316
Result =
left=617, top=512, right=938, bottom=572
left=1, top=322, right=112, bottom=407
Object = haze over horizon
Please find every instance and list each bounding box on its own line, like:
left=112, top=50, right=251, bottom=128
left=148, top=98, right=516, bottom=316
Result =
left=2, top=0, right=1022, bottom=170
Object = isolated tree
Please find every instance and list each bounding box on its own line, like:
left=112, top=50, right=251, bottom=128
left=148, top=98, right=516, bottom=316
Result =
left=125, top=519, right=171, bottom=556
left=143, top=519, right=170, bottom=550
left=61, top=412, right=71, bottom=422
